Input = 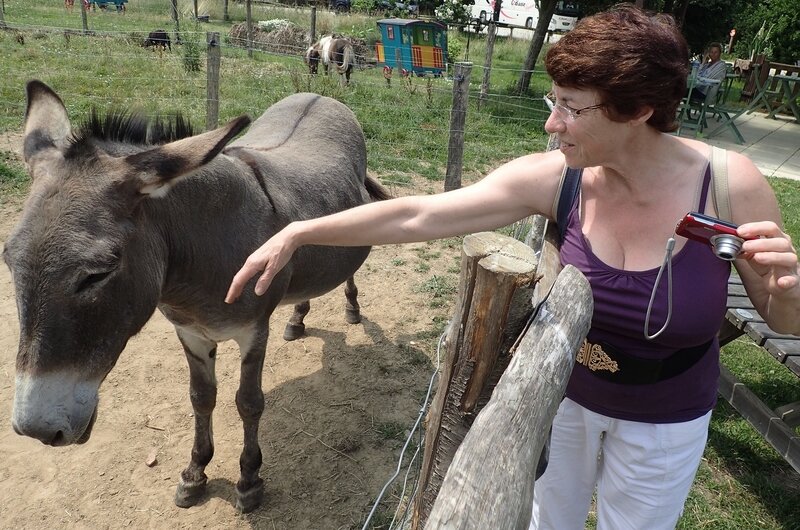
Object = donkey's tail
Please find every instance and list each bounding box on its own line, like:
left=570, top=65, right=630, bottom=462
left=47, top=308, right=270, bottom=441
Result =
left=336, top=44, right=354, bottom=75
left=365, top=175, right=391, bottom=201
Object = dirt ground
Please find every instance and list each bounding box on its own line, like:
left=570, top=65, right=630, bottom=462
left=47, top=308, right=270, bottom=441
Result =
left=0, top=135, right=459, bottom=529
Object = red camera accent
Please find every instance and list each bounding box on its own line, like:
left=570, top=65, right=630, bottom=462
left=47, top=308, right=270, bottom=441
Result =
left=675, top=212, right=742, bottom=245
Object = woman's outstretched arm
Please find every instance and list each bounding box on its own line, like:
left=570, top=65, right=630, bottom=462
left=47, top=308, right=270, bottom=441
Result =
left=225, top=150, right=565, bottom=303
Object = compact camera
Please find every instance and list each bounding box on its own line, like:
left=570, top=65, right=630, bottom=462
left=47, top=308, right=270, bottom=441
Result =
left=675, top=212, right=751, bottom=261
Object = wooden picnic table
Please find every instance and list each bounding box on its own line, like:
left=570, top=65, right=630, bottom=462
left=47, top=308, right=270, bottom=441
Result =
left=718, top=274, right=800, bottom=472
left=766, top=73, right=800, bottom=123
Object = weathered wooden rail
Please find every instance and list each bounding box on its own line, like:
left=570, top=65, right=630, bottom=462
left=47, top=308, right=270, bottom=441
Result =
left=411, top=220, right=592, bottom=529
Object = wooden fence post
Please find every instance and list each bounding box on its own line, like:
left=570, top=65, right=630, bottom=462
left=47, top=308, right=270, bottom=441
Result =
left=426, top=265, right=592, bottom=529
left=171, top=0, right=181, bottom=45
left=246, top=0, right=253, bottom=58
left=411, top=232, right=538, bottom=528
left=444, top=62, right=471, bottom=192
left=478, top=22, right=496, bottom=109
left=206, top=32, right=220, bottom=131
left=310, top=6, right=316, bottom=46
left=79, top=0, right=88, bottom=34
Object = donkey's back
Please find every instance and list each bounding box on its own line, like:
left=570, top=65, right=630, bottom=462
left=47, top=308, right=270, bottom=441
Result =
left=222, top=93, right=376, bottom=303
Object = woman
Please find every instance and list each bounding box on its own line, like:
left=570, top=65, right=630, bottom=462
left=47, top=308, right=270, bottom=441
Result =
left=690, top=42, right=728, bottom=103
left=227, top=5, right=800, bottom=529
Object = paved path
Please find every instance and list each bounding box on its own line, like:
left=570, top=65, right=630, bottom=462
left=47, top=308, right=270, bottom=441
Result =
left=679, top=112, right=800, bottom=181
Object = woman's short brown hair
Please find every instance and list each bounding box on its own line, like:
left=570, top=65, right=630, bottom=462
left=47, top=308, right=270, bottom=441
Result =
left=545, top=4, right=689, bottom=132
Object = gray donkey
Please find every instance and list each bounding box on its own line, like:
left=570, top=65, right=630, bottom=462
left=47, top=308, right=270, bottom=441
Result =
left=6, top=80, right=388, bottom=512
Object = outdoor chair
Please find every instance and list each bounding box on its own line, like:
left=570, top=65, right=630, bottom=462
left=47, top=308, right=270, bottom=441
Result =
left=745, top=63, right=783, bottom=116
left=703, top=69, right=746, bottom=144
left=676, top=69, right=718, bottom=138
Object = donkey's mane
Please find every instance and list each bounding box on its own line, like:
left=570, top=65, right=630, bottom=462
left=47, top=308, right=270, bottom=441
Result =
left=69, top=109, right=195, bottom=149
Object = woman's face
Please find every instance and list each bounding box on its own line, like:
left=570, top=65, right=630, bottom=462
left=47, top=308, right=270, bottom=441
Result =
left=544, top=85, right=621, bottom=168
left=708, top=46, right=721, bottom=62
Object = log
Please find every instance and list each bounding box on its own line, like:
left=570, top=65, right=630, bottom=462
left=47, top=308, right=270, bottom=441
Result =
left=411, top=232, right=538, bottom=529
left=426, top=265, right=592, bottom=529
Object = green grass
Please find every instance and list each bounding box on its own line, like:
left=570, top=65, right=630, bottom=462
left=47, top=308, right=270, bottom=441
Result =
left=0, top=151, right=28, bottom=200
left=1, top=3, right=799, bottom=527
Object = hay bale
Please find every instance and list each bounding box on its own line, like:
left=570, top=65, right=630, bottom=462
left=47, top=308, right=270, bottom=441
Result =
left=228, top=21, right=309, bottom=56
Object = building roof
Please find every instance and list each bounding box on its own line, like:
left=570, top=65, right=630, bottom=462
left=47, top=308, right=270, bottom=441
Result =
left=376, top=18, right=447, bottom=29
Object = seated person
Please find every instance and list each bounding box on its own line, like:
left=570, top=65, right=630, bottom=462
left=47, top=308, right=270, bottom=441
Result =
left=690, top=42, right=727, bottom=104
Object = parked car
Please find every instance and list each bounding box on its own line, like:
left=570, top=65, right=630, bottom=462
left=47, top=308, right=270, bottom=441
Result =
left=377, top=0, right=419, bottom=15
left=329, top=0, right=350, bottom=13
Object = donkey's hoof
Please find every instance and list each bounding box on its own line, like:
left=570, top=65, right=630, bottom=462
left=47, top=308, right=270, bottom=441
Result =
left=175, top=476, right=207, bottom=508
left=235, top=478, right=264, bottom=513
left=345, top=308, right=362, bottom=325
left=283, top=322, right=305, bottom=341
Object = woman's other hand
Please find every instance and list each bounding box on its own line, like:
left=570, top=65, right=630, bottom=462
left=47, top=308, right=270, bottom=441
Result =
left=738, top=221, right=800, bottom=293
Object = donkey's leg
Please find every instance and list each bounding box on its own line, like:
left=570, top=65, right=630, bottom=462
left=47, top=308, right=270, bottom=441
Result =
left=173, top=329, right=217, bottom=508
left=344, top=276, right=362, bottom=324
left=235, top=325, right=270, bottom=512
left=283, top=301, right=310, bottom=341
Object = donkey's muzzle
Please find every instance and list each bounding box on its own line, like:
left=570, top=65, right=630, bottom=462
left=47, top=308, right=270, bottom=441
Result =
left=12, top=372, right=100, bottom=446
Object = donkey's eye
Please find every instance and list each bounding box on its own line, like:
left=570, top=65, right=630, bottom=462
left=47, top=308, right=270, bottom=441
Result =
left=76, top=270, right=114, bottom=294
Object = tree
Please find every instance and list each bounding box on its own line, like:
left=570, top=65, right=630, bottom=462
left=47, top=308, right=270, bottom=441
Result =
left=732, top=0, right=799, bottom=63
left=515, top=0, right=557, bottom=94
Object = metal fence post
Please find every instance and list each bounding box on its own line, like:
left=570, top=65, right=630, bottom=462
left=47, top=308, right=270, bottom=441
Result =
left=444, top=62, right=472, bottom=192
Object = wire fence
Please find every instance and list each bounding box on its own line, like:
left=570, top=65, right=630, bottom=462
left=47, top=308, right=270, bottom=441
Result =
left=0, top=18, right=554, bottom=193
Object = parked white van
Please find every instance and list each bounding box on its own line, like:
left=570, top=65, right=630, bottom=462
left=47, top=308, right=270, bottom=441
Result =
left=470, top=0, right=579, bottom=32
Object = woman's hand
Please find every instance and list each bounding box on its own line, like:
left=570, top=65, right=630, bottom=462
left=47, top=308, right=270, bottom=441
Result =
left=738, top=221, right=800, bottom=293
left=225, top=226, right=298, bottom=304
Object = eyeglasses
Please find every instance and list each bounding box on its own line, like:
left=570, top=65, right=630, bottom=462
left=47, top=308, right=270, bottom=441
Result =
left=543, top=92, right=604, bottom=121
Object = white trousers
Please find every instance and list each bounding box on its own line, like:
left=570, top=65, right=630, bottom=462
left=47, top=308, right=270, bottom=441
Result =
left=530, top=398, right=711, bottom=530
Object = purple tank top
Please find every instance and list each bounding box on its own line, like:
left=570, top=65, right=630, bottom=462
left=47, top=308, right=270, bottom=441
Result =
left=560, top=165, right=730, bottom=423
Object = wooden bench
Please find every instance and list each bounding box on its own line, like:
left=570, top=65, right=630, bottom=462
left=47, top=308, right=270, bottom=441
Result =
left=717, top=274, right=800, bottom=473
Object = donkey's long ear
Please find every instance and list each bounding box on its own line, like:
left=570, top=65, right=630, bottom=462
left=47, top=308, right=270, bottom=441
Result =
left=23, top=80, right=72, bottom=162
left=123, top=115, right=251, bottom=198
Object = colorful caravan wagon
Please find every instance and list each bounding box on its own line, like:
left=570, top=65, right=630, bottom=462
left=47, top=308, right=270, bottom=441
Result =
left=375, top=19, right=448, bottom=76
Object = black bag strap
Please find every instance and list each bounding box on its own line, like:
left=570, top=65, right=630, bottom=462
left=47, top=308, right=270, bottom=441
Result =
left=555, top=166, right=583, bottom=246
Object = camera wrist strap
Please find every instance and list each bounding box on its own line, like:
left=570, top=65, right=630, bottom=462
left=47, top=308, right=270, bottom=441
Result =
left=644, top=237, right=676, bottom=340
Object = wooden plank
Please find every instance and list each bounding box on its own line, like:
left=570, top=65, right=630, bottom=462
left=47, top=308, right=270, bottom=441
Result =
left=725, top=306, right=765, bottom=329
left=786, top=356, right=800, bottom=378
left=727, top=283, right=747, bottom=296
left=743, top=321, right=799, bottom=347
left=727, top=296, right=758, bottom=309
left=764, top=339, right=800, bottom=371
left=775, top=401, right=800, bottom=429
left=718, top=319, right=745, bottom=347
left=718, top=365, right=800, bottom=473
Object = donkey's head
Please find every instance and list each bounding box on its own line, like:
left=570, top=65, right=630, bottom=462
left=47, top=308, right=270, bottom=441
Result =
left=5, top=80, right=250, bottom=446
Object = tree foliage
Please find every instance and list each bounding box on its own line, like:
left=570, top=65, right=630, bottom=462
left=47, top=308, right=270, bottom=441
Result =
left=731, top=0, right=799, bottom=63
left=540, top=0, right=797, bottom=62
